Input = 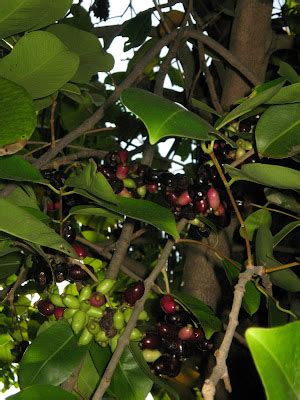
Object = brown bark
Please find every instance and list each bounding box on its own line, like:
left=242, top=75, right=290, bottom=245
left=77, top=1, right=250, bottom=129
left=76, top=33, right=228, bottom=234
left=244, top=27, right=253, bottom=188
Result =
left=221, top=0, right=273, bottom=110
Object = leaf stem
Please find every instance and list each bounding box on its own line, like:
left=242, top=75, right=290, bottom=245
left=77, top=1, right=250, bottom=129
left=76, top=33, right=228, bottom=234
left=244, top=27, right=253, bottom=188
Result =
left=264, top=261, right=300, bottom=274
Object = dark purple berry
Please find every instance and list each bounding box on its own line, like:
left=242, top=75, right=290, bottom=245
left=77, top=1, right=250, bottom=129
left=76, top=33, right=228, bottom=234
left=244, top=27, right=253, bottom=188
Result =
left=140, top=334, right=162, bottom=350
left=123, top=281, right=145, bottom=306
left=158, top=323, right=178, bottom=338
left=160, top=295, right=177, bottom=314
left=54, top=307, right=65, bottom=320
left=54, top=263, right=68, bottom=283
left=37, top=300, right=55, bottom=316
left=152, top=355, right=181, bottom=377
left=73, top=243, right=87, bottom=259
left=162, top=338, right=190, bottom=359
left=68, top=264, right=93, bottom=281
left=104, top=151, right=120, bottom=167
left=165, top=311, right=191, bottom=327
left=62, top=223, right=76, bottom=244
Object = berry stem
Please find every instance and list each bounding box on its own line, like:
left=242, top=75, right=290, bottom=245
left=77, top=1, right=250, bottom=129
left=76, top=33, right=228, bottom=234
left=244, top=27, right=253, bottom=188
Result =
left=69, top=258, right=98, bottom=283
left=209, top=151, right=253, bottom=267
left=264, top=261, right=300, bottom=274
left=161, top=267, right=170, bottom=294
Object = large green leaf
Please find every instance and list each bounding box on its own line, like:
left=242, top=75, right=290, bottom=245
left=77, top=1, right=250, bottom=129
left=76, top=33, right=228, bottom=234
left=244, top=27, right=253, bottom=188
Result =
left=245, top=322, right=300, bottom=400
left=173, top=292, right=221, bottom=339
left=273, top=221, right=300, bottom=247
left=109, top=346, right=153, bottom=400
left=65, top=160, right=117, bottom=205
left=19, top=320, right=87, bottom=388
left=0, top=199, right=75, bottom=256
left=264, top=188, right=300, bottom=214
left=256, top=103, right=300, bottom=158
left=0, top=0, right=72, bottom=40
left=121, top=88, right=214, bottom=144
left=0, top=156, right=46, bottom=183
left=77, top=353, right=100, bottom=400
left=240, top=209, right=272, bottom=241
left=278, top=61, right=300, bottom=84
left=222, top=259, right=261, bottom=316
left=68, top=205, right=119, bottom=220
left=215, top=80, right=284, bottom=129
left=0, top=77, right=36, bottom=148
left=226, top=163, right=300, bottom=190
left=0, top=252, right=22, bottom=281
left=256, top=226, right=300, bottom=292
left=7, top=385, right=80, bottom=400
left=47, top=24, right=114, bottom=83
left=266, top=83, right=300, bottom=104
left=0, top=31, right=79, bottom=99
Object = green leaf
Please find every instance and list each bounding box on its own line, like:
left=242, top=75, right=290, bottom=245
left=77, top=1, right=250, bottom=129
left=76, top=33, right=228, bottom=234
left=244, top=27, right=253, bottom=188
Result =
left=77, top=353, right=100, bottom=400
left=273, top=221, right=300, bottom=247
left=0, top=31, right=79, bottom=99
left=65, top=160, right=117, bottom=205
left=264, top=188, right=300, bottom=214
left=222, top=259, right=261, bottom=315
left=256, top=104, right=300, bottom=158
left=0, top=0, right=72, bottom=40
left=34, top=95, right=55, bottom=111
left=268, top=297, right=289, bottom=327
left=256, top=226, right=300, bottom=292
left=240, top=209, right=272, bottom=241
left=121, top=11, right=152, bottom=51
left=173, top=292, right=221, bottom=338
left=245, top=322, right=300, bottom=400
left=227, top=163, right=300, bottom=190
left=215, top=80, right=284, bottom=129
left=89, top=342, right=111, bottom=377
left=192, top=98, right=221, bottom=116
left=59, top=83, right=82, bottom=103
left=19, top=320, right=87, bottom=388
left=7, top=385, right=80, bottom=400
left=121, top=88, right=214, bottom=144
left=278, top=61, right=300, bottom=84
left=266, top=83, right=300, bottom=104
left=68, top=205, right=119, bottom=220
left=0, top=199, right=75, bottom=256
left=109, top=346, right=153, bottom=400
left=0, top=252, right=22, bottom=281
left=0, top=156, right=46, bottom=183
left=0, top=77, right=36, bottom=148
left=129, top=342, right=179, bottom=400
left=47, top=24, right=114, bottom=83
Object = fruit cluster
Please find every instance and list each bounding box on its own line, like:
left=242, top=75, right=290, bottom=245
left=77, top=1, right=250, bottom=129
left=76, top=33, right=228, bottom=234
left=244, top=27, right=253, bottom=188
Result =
left=141, top=294, right=212, bottom=378
left=36, top=279, right=147, bottom=349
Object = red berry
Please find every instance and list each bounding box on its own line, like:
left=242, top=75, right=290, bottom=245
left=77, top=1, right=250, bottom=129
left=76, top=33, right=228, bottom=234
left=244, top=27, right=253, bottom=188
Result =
left=167, top=193, right=178, bottom=205
left=37, top=300, right=55, bottom=316
left=160, top=295, right=177, bottom=314
left=195, top=198, right=209, bottom=214
left=176, top=191, right=192, bottom=206
left=54, top=201, right=61, bottom=210
left=178, top=325, right=193, bottom=340
left=207, top=187, right=220, bottom=210
left=90, top=292, right=106, bottom=307
left=116, top=165, right=129, bottom=180
left=123, top=281, right=145, bottom=305
left=118, top=150, right=128, bottom=164
left=54, top=307, right=65, bottom=320
left=147, top=183, right=158, bottom=193
left=214, top=202, right=225, bottom=216
left=46, top=201, right=55, bottom=212
left=72, top=243, right=87, bottom=259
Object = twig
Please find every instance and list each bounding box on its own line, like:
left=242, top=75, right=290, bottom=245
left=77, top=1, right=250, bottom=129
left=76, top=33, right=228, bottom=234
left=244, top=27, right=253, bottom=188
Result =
left=264, top=261, right=300, bottom=274
left=7, top=265, right=27, bottom=306
left=50, top=100, right=57, bottom=149
left=91, top=219, right=186, bottom=400
left=40, top=149, right=108, bottom=170
left=250, top=203, right=300, bottom=221
left=223, top=323, right=248, bottom=348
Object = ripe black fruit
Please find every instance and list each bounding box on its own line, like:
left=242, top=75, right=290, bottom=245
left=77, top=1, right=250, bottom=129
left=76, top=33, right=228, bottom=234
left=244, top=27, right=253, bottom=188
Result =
left=123, top=281, right=145, bottom=305
left=37, top=299, right=55, bottom=316
left=140, top=334, right=162, bottom=350
left=62, top=223, right=76, bottom=244
left=152, top=355, right=181, bottom=377
left=68, top=264, right=93, bottom=281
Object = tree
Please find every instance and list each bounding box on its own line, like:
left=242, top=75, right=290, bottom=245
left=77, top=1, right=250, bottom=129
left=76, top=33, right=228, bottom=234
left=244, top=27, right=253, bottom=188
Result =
left=0, top=0, right=299, bottom=399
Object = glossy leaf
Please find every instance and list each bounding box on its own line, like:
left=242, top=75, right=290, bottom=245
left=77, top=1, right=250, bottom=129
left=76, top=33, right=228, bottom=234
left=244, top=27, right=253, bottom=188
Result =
left=65, top=160, right=117, bottom=204
left=192, top=98, right=221, bottom=116
left=0, top=0, right=72, bottom=40
left=273, top=221, right=300, bottom=247
left=215, top=80, right=284, bottom=129
left=256, top=104, right=300, bottom=158
left=122, top=11, right=152, bottom=51
left=47, top=24, right=114, bottom=83
left=246, top=322, right=300, bottom=400
left=7, top=385, right=80, bottom=400
left=19, top=320, right=87, bottom=388
left=240, top=209, right=272, bottom=241
left=89, top=342, right=111, bottom=377
left=6, top=185, right=39, bottom=210
left=264, top=188, right=300, bottom=214
left=109, top=346, right=153, bottom=400
left=256, top=226, right=300, bottom=292
left=0, top=199, right=75, bottom=256
left=0, top=252, right=22, bottom=281
left=129, top=342, right=179, bottom=400
left=77, top=353, right=100, bottom=400
left=0, top=156, right=46, bottom=183
left=121, top=88, right=214, bottom=144
left=222, top=259, right=261, bottom=315
left=0, top=78, right=36, bottom=148
left=278, top=61, right=300, bottom=84
left=0, top=31, right=79, bottom=99
left=173, top=292, right=221, bottom=338
left=68, top=205, right=119, bottom=219
left=266, top=83, right=300, bottom=104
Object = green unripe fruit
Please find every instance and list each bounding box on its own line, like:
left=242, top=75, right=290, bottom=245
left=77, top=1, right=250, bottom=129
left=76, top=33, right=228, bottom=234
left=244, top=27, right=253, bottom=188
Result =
left=123, top=178, right=136, bottom=189
left=124, top=308, right=133, bottom=323
left=64, top=283, right=79, bottom=296
left=96, top=279, right=115, bottom=295
left=138, top=310, right=149, bottom=321
left=86, top=306, right=104, bottom=318
left=95, top=330, right=109, bottom=343
left=50, top=294, right=65, bottom=308
left=244, top=140, right=253, bottom=151
left=63, top=308, right=78, bottom=319
left=87, top=320, right=100, bottom=335
left=79, top=285, right=92, bottom=302
left=78, top=327, right=94, bottom=346
left=236, top=138, right=246, bottom=148
left=142, top=349, right=162, bottom=363
left=109, top=334, right=120, bottom=352
left=71, top=310, right=87, bottom=334
left=62, top=294, right=80, bottom=309
left=113, top=310, right=125, bottom=330
left=137, top=185, right=147, bottom=198
left=80, top=300, right=91, bottom=312
left=236, top=147, right=246, bottom=159
left=130, top=328, right=143, bottom=341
